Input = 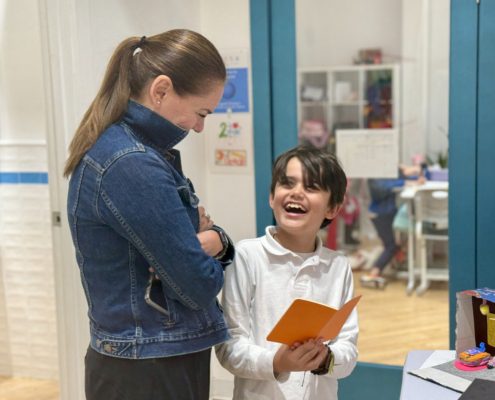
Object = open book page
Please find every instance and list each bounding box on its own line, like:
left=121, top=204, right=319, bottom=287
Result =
left=266, top=295, right=361, bottom=345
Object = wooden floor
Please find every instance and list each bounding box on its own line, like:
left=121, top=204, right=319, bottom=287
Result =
left=0, top=376, right=59, bottom=400
left=354, top=269, right=449, bottom=366
left=0, top=271, right=449, bottom=398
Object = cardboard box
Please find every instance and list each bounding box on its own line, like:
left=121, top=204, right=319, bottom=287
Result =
left=456, top=288, right=495, bottom=356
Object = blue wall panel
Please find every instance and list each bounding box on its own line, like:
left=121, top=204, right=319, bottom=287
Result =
left=270, top=0, right=298, bottom=157
left=0, top=172, right=48, bottom=184
left=250, top=0, right=298, bottom=236
left=448, top=0, right=478, bottom=346
left=250, top=0, right=274, bottom=236
left=339, top=362, right=402, bottom=400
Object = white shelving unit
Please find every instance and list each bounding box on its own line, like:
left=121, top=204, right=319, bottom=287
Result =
left=297, top=63, right=400, bottom=149
left=297, top=64, right=401, bottom=248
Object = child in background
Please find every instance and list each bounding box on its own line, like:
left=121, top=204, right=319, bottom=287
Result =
left=216, top=146, right=358, bottom=400
left=360, top=164, right=424, bottom=288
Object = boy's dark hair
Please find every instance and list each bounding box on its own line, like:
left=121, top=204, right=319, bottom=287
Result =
left=270, top=145, right=347, bottom=228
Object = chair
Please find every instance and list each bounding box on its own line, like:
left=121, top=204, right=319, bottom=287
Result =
left=413, top=188, right=449, bottom=295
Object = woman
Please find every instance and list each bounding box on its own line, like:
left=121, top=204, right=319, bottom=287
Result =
left=64, top=29, right=234, bottom=400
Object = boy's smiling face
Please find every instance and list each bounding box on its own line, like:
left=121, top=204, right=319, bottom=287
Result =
left=269, top=157, right=341, bottom=242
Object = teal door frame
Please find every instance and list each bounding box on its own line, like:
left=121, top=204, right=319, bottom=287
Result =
left=250, top=0, right=274, bottom=237
left=450, top=0, right=495, bottom=345
left=250, top=0, right=487, bottom=398
left=449, top=0, right=479, bottom=346
left=476, top=1, right=495, bottom=287
left=250, top=0, right=298, bottom=237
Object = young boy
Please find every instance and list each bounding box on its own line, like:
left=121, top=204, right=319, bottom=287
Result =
left=216, top=145, right=358, bottom=400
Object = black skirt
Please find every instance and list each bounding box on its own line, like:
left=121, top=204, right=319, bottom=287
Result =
left=85, top=345, right=211, bottom=400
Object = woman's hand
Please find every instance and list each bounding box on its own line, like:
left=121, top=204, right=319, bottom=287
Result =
left=198, top=206, right=214, bottom=232
left=197, top=206, right=224, bottom=257
left=273, top=339, right=328, bottom=374
left=197, top=230, right=223, bottom=257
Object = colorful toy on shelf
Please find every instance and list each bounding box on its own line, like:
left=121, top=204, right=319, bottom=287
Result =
left=480, top=299, right=490, bottom=316
left=456, top=288, right=495, bottom=359
left=458, top=342, right=492, bottom=367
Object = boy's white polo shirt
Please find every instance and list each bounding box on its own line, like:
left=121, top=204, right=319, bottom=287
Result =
left=216, top=226, right=358, bottom=400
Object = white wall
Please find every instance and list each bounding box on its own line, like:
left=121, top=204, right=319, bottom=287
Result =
left=0, top=0, right=58, bottom=379
left=0, top=0, right=46, bottom=142
left=296, top=0, right=402, bottom=67
left=401, top=0, right=450, bottom=164
left=200, top=3, right=255, bottom=397
left=401, top=0, right=425, bottom=163
left=296, top=0, right=450, bottom=165
left=426, top=0, right=449, bottom=161
left=0, top=147, right=58, bottom=379
left=200, top=0, right=256, bottom=244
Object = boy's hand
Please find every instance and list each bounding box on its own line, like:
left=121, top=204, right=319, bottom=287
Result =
left=273, top=339, right=328, bottom=374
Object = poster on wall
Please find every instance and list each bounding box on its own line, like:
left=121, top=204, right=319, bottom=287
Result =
left=336, top=129, right=399, bottom=178
left=207, top=48, right=252, bottom=174
left=215, top=67, right=249, bottom=113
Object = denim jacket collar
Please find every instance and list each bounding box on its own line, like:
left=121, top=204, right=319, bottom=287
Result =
left=123, top=100, right=189, bottom=154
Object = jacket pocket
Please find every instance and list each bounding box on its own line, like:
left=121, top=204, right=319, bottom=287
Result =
left=144, top=277, right=176, bottom=326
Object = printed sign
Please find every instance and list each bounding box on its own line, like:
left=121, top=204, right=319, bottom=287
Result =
left=206, top=48, right=252, bottom=173
left=215, top=149, right=247, bottom=167
left=215, top=68, right=249, bottom=113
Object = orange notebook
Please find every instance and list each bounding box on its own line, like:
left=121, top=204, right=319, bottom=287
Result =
left=266, top=295, right=361, bottom=345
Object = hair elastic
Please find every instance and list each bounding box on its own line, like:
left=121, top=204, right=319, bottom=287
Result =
left=132, top=36, right=147, bottom=56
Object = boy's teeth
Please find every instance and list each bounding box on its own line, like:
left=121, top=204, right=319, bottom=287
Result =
left=285, top=203, right=306, bottom=212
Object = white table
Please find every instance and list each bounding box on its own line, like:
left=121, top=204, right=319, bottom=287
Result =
left=400, top=350, right=461, bottom=400
left=399, top=181, right=449, bottom=294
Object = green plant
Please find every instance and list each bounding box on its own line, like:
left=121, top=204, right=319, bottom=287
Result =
left=426, top=151, right=448, bottom=168
left=437, top=152, right=448, bottom=168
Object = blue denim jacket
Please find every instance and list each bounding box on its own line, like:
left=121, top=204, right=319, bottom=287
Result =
left=67, top=100, right=232, bottom=359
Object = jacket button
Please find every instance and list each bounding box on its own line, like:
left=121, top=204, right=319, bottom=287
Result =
left=103, top=344, right=113, bottom=353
